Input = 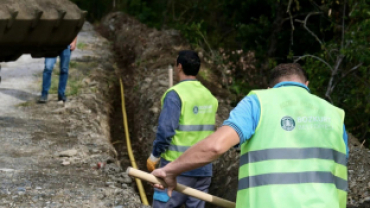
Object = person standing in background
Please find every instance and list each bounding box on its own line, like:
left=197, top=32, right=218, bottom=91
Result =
left=38, top=37, right=77, bottom=103
left=147, top=50, right=218, bottom=208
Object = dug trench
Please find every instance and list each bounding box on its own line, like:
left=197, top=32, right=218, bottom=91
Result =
left=100, top=12, right=370, bottom=208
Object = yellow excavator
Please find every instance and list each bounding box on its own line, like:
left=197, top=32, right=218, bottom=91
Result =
left=0, top=0, right=86, bottom=81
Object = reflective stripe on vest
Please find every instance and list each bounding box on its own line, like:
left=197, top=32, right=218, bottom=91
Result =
left=238, top=171, right=347, bottom=191
left=236, top=87, right=347, bottom=208
left=160, top=81, right=218, bottom=162
left=168, top=145, right=189, bottom=152
left=239, top=147, right=347, bottom=166
left=178, top=124, right=215, bottom=131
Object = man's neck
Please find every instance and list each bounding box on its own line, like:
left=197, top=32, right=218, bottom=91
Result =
left=179, top=75, right=197, bottom=82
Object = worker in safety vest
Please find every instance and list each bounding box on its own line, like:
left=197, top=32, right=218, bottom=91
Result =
left=147, top=50, right=218, bottom=207
left=152, top=63, right=348, bottom=208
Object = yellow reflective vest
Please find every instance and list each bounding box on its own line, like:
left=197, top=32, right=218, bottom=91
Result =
left=237, top=87, right=347, bottom=208
left=161, top=81, right=218, bottom=161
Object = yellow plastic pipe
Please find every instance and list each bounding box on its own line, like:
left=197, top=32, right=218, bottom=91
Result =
left=119, top=78, right=149, bottom=205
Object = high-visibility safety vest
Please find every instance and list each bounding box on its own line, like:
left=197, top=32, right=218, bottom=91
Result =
left=160, top=81, right=218, bottom=162
left=237, top=87, right=347, bottom=208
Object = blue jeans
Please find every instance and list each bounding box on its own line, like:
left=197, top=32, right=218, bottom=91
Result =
left=153, top=176, right=211, bottom=208
left=41, top=46, right=71, bottom=98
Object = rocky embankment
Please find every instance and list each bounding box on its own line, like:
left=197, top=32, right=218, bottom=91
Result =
left=347, top=133, right=370, bottom=207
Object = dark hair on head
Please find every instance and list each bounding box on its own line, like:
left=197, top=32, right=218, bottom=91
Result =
left=269, top=63, right=309, bottom=87
left=177, top=50, right=201, bottom=76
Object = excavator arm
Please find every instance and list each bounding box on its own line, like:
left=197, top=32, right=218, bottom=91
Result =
left=0, top=0, right=86, bottom=83
left=0, top=0, right=86, bottom=62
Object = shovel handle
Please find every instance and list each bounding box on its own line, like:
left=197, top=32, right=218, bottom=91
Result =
left=127, top=167, right=236, bottom=208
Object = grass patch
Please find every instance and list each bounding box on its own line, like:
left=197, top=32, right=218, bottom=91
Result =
left=77, top=62, right=99, bottom=75
left=66, top=79, right=83, bottom=96
left=16, top=101, right=35, bottom=107
left=35, top=60, right=100, bottom=97
left=69, top=61, right=78, bottom=68
left=77, top=42, right=87, bottom=50
left=48, top=75, right=59, bottom=94
left=49, top=67, right=84, bottom=96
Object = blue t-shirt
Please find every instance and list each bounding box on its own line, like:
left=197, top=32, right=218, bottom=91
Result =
left=223, top=81, right=349, bottom=157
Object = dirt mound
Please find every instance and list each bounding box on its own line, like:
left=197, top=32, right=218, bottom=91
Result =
left=347, top=133, right=370, bottom=206
left=99, top=12, right=370, bottom=207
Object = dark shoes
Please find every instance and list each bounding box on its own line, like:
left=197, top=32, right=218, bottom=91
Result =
left=58, top=95, right=67, bottom=103
left=38, top=95, right=67, bottom=103
left=38, top=95, right=48, bottom=103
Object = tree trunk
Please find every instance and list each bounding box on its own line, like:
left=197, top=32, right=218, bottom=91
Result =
left=267, top=3, right=284, bottom=58
left=260, top=2, right=285, bottom=85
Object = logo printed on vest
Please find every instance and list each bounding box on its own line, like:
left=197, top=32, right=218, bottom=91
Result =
left=193, top=106, right=199, bottom=114
left=281, top=116, right=295, bottom=131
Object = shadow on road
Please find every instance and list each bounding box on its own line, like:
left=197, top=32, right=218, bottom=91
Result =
left=0, top=88, right=36, bottom=101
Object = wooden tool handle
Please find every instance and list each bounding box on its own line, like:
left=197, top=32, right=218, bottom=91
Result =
left=127, top=167, right=236, bottom=208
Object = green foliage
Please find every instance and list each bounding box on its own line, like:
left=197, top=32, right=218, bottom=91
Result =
left=295, top=0, right=370, bottom=140
left=73, top=0, right=370, bottom=140
left=178, top=21, right=207, bottom=48
left=198, top=68, right=210, bottom=81
left=70, top=0, right=111, bottom=21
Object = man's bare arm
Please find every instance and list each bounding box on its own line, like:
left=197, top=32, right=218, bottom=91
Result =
left=70, top=37, right=77, bottom=51
left=152, top=126, right=240, bottom=196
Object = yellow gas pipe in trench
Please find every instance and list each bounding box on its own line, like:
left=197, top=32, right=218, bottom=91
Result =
left=119, top=78, right=149, bottom=205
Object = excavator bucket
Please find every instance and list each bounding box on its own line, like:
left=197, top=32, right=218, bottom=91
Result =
left=0, top=0, right=86, bottom=62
